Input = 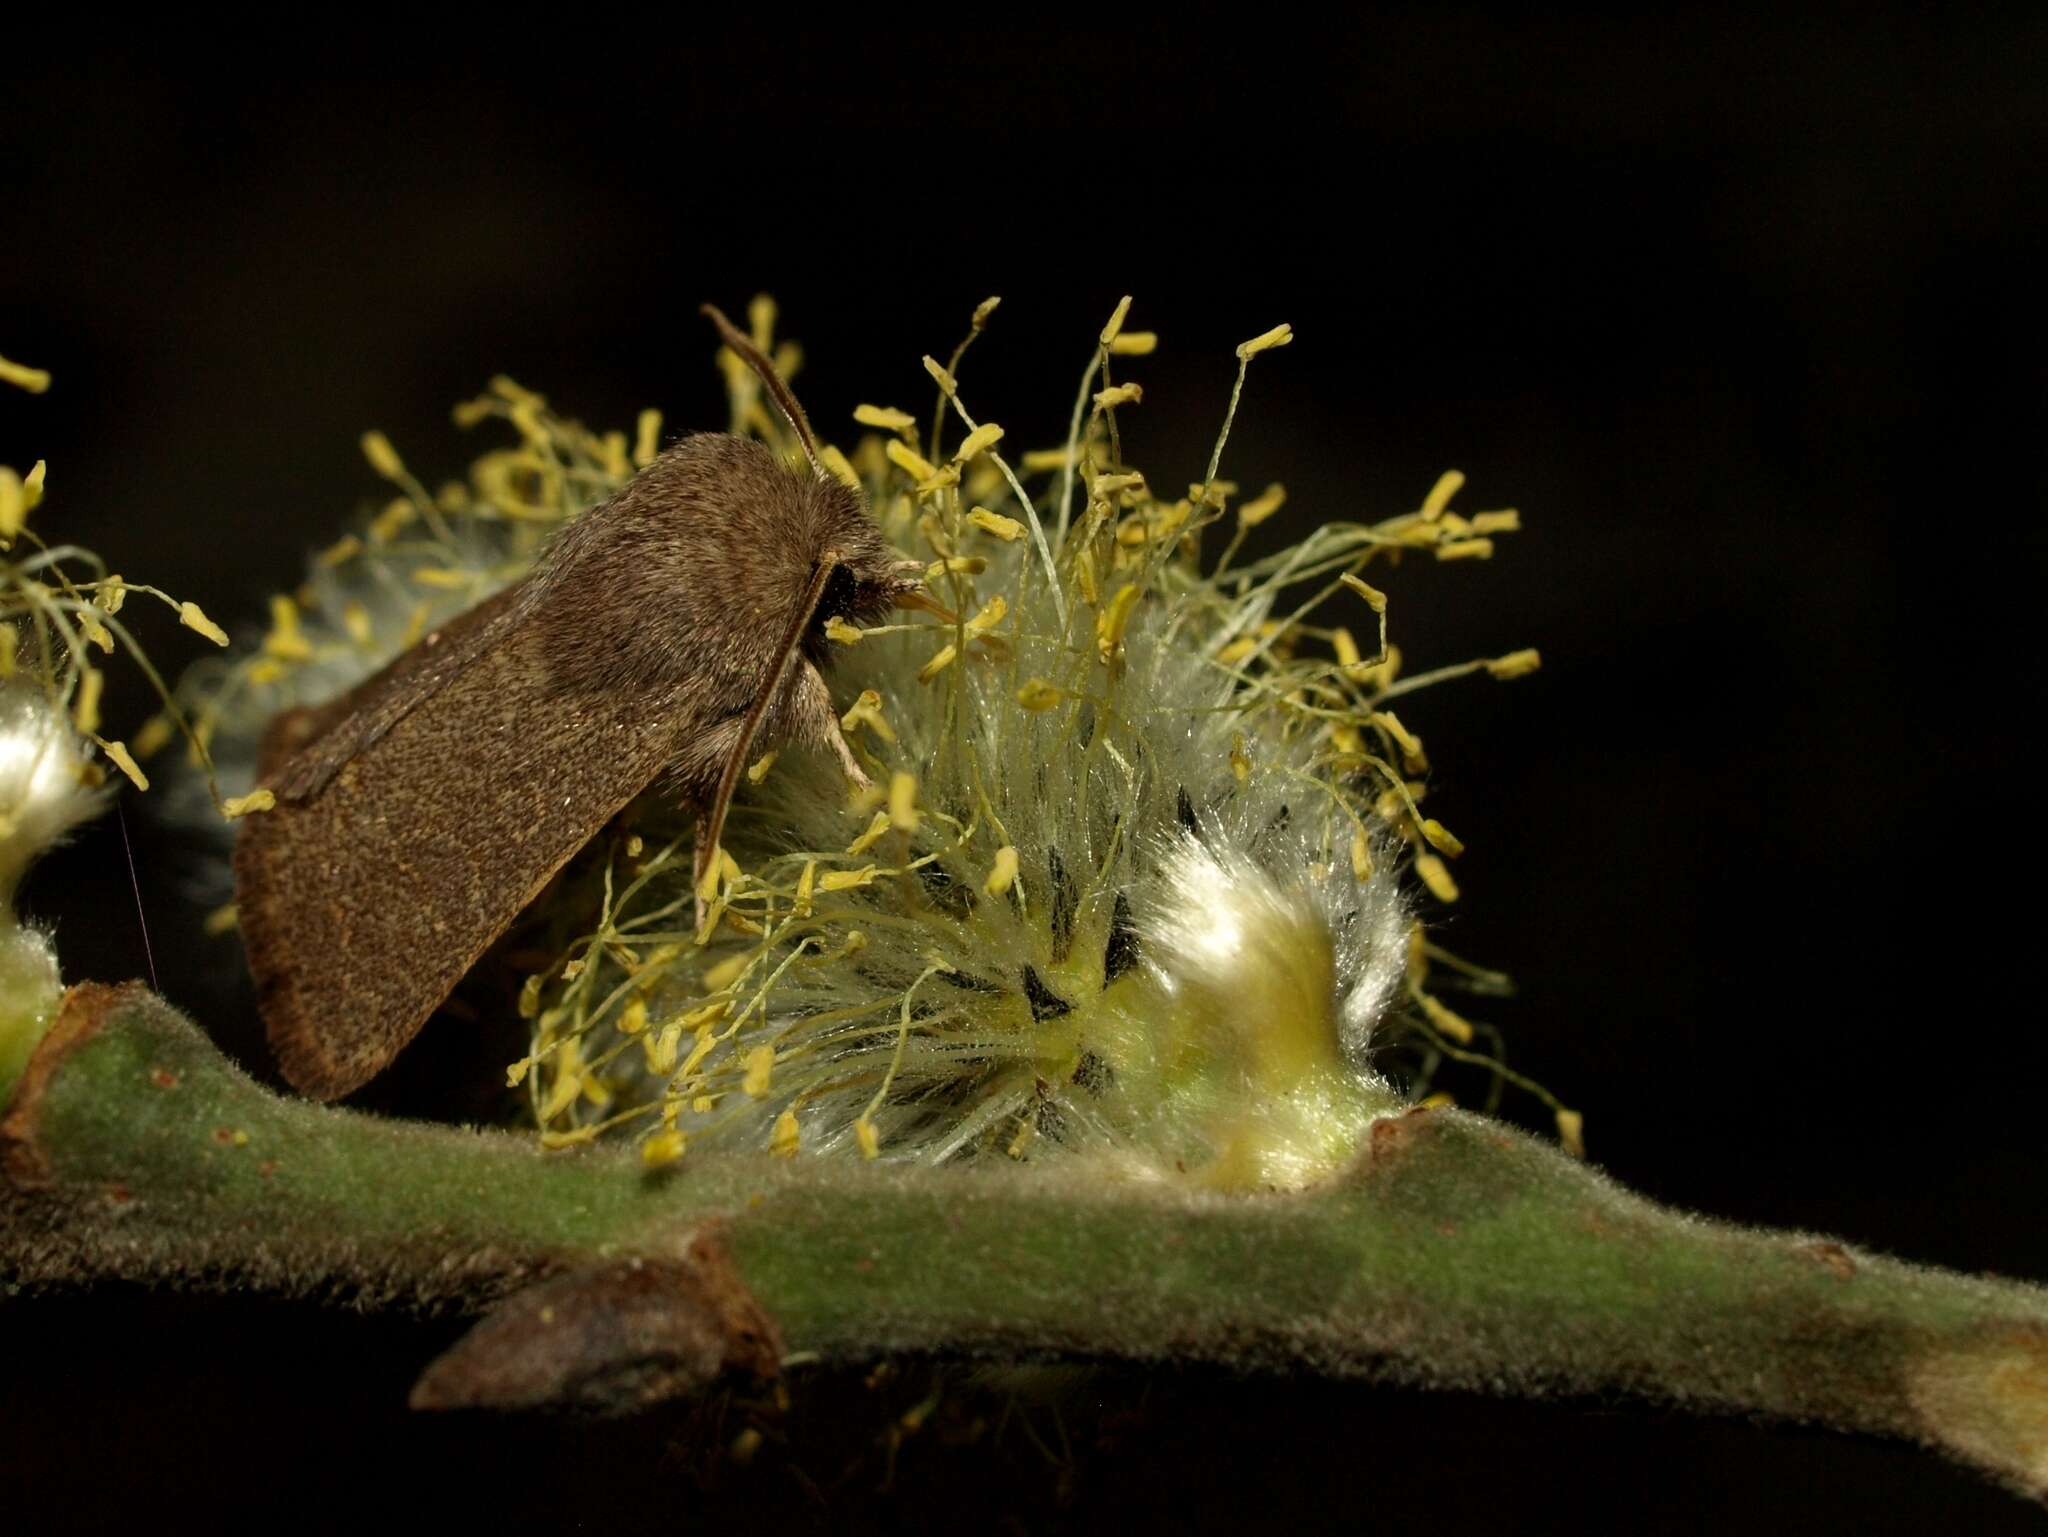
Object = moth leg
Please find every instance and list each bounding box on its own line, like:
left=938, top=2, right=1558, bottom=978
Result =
left=691, top=560, right=843, bottom=935
left=693, top=811, right=713, bottom=933
left=687, top=715, right=747, bottom=933
left=794, top=658, right=872, bottom=791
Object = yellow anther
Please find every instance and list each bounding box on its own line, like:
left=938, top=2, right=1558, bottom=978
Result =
left=130, top=715, right=174, bottom=758
left=634, top=408, right=662, bottom=466
left=1237, top=483, right=1286, bottom=526
left=1420, top=469, right=1465, bottom=520
left=703, top=950, right=750, bottom=993
left=73, top=668, right=103, bottom=734
left=964, top=595, right=1007, bottom=636
left=1419, top=993, right=1475, bottom=1045
left=644, top=1022, right=683, bottom=1076
left=741, top=1045, right=775, bottom=1099
left=1414, top=851, right=1459, bottom=903
left=1371, top=710, right=1428, bottom=773
left=984, top=845, right=1019, bottom=896
left=847, top=810, right=892, bottom=855
left=1420, top=818, right=1465, bottom=858
left=886, top=439, right=940, bottom=483
left=0, top=354, right=52, bottom=393
left=857, top=403, right=918, bottom=434
left=1099, top=295, right=1134, bottom=346
left=1236, top=323, right=1293, bottom=359
left=1340, top=571, right=1387, bottom=612
left=918, top=643, right=958, bottom=683
left=840, top=689, right=896, bottom=743
left=641, top=1130, right=687, bottom=1168
left=967, top=507, right=1024, bottom=541
left=263, top=595, right=313, bottom=661
left=360, top=430, right=407, bottom=481
left=101, top=740, right=148, bottom=792
left=1434, top=538, right=1494, bottom=561
left=952, top=422, right=1004, bottom=462
left=820, top=443, right=860, bottom=488
left=1486, top=648, right=1542, bottom=679
left=888, top=772, right=919, bottom=832
left=367, top=498, right=415, bottom=544
left=178, top=601, right=229, bottom=646
left=0, top=469, right=25, bottom=538
left=1555, top=1109, right=1586, bottom=1158
left=1095, top=583, right=1140, bottom=665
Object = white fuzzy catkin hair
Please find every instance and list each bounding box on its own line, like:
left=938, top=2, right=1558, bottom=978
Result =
left=1, top=684, right=108, bottom=1070
left=0, top=682, right=106, bottom=914
left=627, top=545, right=1417, bottom=1185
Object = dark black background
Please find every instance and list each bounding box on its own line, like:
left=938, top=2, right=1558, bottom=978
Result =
left=4, top=16, right=2045, bottom=1533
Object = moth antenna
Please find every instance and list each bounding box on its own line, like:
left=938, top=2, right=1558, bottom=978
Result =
left=694, top=555, right=842, bottom=909
left=701, top=302, right=824, bottom=478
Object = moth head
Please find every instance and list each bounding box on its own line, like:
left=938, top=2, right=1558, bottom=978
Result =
left=701, top=302, right=957, bottom=629
left=816, top=548, right=946, bottom=629
left=703, top=301, right=955, bottom=627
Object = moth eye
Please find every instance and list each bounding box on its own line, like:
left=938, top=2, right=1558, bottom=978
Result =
left=817, top=563, right=860, bottom=620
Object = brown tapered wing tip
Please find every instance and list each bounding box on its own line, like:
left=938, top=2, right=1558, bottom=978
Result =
left=254, top=940, right=389, bottom=1101
left=235, top=816, right=413, bottom=1103
left=263, top=1011, right=373, bottom=1102
left=230, top=586, right=668, bottom=1107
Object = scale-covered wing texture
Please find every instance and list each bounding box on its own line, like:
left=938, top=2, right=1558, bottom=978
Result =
left=235, top=616, right=685, bottom=1099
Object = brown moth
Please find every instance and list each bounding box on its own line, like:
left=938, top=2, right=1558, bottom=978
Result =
left=234, top=306, right=932, bottom=1100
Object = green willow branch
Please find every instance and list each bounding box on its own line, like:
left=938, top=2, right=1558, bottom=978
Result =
left=4, top=983, right=2046, bottom=1503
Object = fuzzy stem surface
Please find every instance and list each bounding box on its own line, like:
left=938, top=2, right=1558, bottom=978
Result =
left=4, top=983, right=2045, bottom=1503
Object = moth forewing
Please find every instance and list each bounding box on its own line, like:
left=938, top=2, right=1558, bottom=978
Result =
left=264, top=583, right=526, bottom=800
left=236, top=304, right=917, bottom=1100
left=234, top=612, right=686, bottom=1099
